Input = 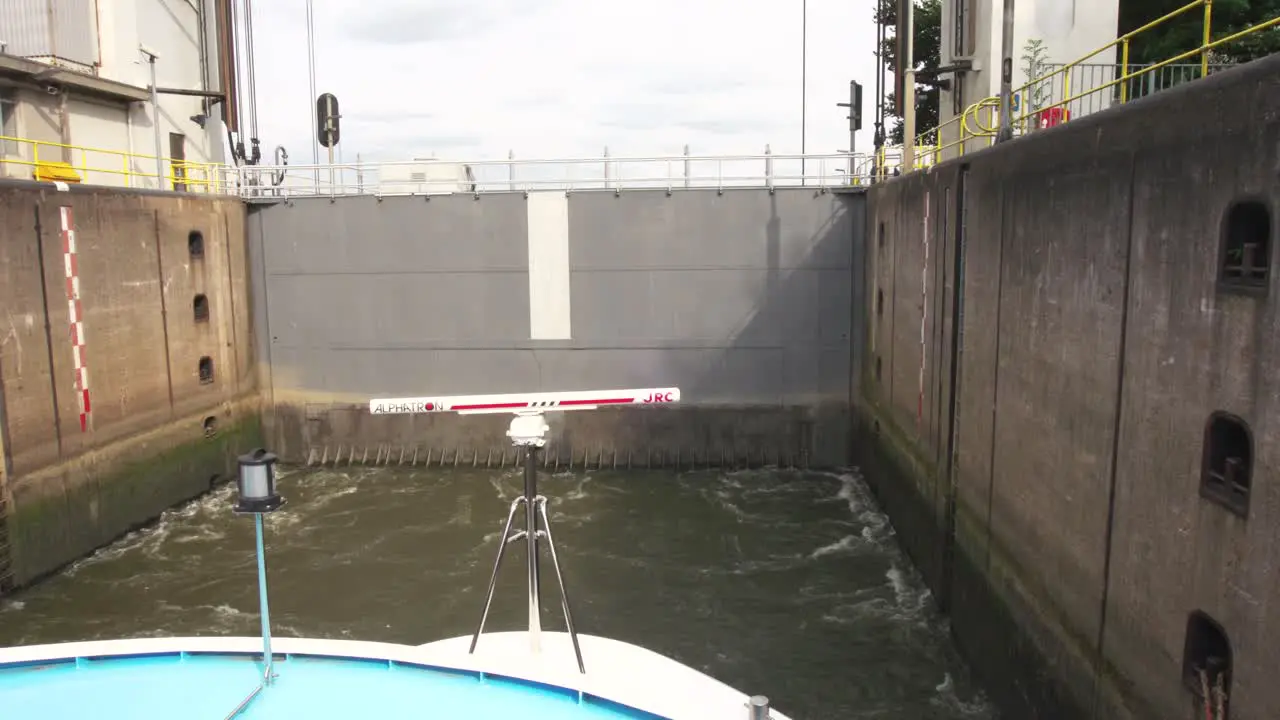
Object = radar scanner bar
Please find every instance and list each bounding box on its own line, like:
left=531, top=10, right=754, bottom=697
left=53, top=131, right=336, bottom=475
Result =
left=367, top=385, right=681, bottom=675
left=368, top=386, right=680, bottom=415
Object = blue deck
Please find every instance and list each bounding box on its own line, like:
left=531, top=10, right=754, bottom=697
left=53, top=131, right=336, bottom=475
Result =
left=0, top=651, right=665, bottom=719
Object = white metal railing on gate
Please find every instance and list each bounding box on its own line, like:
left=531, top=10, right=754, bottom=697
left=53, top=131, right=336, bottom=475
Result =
left=221, top=149, right=881, bottom=199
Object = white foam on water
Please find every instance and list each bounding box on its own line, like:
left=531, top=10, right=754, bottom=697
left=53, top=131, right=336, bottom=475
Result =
left=560, top=474, right=593, bottom=501
left=887, top=563, right=934, bottom=624
left=61, top=484, right=237, bottom=576
left=832, top=471, right=894, bottom=544
left=808, top=534, right=862, bottom=559
left=169, top=524, right=227, bottom=545
left=211, top=603, right=250, bottom=619
left=703, top=478, right=775, bottom=524
left=304, top=483, right=359, bottom=511
left=932, top=672, right=997, bottom=716
left=448, top=495, right=474, bottom=526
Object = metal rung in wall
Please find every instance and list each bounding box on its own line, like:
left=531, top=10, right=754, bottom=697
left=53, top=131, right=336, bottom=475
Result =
left=303, top=444, right=811, bottom=473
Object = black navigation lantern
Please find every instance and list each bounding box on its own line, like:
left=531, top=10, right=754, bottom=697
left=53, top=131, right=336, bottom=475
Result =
left=234, top=447, right=284, bottom=691
left=235, top=448, right=284, bottom=514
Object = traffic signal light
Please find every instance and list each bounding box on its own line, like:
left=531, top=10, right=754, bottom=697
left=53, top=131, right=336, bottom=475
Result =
left=837, top=81, right=864, bottom=131
left=317, top=92, right=340, bottom=148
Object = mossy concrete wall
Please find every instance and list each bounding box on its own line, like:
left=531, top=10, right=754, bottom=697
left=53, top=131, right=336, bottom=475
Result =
left=859, top=53, right=1280, bottom=719
left=8, top=407, right=260, bottom=586
left=0, top=180, right=261, bottom=592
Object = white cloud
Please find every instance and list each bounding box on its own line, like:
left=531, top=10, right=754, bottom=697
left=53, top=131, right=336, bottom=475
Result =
left=244, top=0, right=881, bottom=167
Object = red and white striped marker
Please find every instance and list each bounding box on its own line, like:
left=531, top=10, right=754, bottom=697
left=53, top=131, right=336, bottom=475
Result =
left=369, top=387, right=681, bottom=416
left=60, top=206, right=91, bottom=432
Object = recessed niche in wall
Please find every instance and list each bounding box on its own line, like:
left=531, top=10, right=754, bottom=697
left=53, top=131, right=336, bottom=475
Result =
left=1200, top=411, right=1252, bottom=518
left=198, top=356, right=214, bottom=385
left=189, top=230, right=205, bottom=260
left=875, top=355, right=883, bottom=383
left=1181, top=610, right=1231, bottom=716
left=203, top=415, right=218, bottom=437
left=193, top=294, right=209, bottom=323
left=1218, top=199, right=1270, bottom=293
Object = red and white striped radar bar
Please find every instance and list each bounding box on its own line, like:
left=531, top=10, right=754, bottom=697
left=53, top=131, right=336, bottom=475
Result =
left=368, top=387, right=681, bottom=416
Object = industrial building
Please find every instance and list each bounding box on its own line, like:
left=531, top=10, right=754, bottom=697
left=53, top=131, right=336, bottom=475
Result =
left=0, top=0, right=239, bottom=190
left=925, top=0, right=1121, bottom=156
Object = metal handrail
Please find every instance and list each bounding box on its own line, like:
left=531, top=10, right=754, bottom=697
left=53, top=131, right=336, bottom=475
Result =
left=299, top=150, right=849, bottom=167
left=0, top=140, right=899, bottom=195
left=888, top=2, right=1280, bottom=173
left=0, top=133, right=224, bottom=192
left=223, top=151, right=882, bottom=197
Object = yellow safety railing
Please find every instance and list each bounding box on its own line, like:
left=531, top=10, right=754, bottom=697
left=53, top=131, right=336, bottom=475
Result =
left=0, top=134, right=227, bottom=193
left=851, top=98, right=996, bottom=183
left=883, top=0, right=1280, bottom=174
left=918, top=97, right=1000, bottom=165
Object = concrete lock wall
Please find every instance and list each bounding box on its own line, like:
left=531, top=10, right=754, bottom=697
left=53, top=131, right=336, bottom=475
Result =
left=0, top=180, right=261, bottom=591
left=858, top=53, right=1280, bottom=719
left=246, top=188, right=861, bottom=469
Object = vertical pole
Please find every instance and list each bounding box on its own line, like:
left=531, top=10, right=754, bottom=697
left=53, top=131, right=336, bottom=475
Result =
left=306, top=0, right=319, bottom=188
left=508, top=150, right=515, bottom=191
left=800, top=0, right=807, bottom=184
left=849, top=82, right=858, bottom=176
left=1063, top=72, right=1072, bottom=124
left=901, top=0, right=917, bottom=170
left=1119, top=39, right=1130, bottom=103
left=524, top=446, right=542, bottom=653
left=996, top=0, right=1016, bottom=142
left=46, top=0, right=57, bottom=68
left=254, top=513, right=274, bottom=682
left=874, top=7, right=886, bottom=182
left=1200, top=0, right=1212, bottom=78
left=603, top=146, right=610, bottom=188
left=147, top=56, right=164, bottom=188
left=683, top=144, right=691, bottom=188
left=57, top=90, right=71, bottom=163
left=323, top=91, right=335, bottom=194
left=764, top=144, right=773, bottom=190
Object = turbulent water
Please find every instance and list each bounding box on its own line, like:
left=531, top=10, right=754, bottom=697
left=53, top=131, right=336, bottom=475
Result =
left=0, top=465, right=995, bottom=719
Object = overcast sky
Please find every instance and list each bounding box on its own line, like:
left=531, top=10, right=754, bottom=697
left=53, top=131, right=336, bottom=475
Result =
left=245, top=0, right=881, bottom=166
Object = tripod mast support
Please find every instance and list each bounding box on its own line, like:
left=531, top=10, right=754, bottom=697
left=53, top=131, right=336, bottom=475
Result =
left=367, top=387, right=683, bottom=674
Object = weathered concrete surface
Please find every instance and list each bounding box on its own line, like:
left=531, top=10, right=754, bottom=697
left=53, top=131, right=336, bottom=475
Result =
left=858, top=53, right=1280, bottom=719
left=0, top=181, right=261, bottom=590
left=248, top=188, right=860, bottom=468
left=8, top=406, right=260, bottom=586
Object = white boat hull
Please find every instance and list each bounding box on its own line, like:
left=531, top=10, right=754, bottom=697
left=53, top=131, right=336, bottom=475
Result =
left=419, top=631, right=791, bottom=720
left=0, top=633, right=789, bottom=720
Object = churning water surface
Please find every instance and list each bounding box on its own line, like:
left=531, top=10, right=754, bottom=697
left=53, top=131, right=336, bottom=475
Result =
left=0, top=466, right=995, bottom=720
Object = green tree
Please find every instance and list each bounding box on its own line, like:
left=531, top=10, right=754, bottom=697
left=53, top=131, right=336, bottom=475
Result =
left=875, top=0, right=942, bottom=144
left=1021, top=38, right=1051, bottom=112
left=1119, top=0, right=1280, bottom=65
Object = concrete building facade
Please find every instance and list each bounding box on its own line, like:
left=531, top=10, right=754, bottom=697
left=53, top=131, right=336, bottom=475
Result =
left=0, top=0, right=229, bottom=190
left=934, top=0, right=1120, bottom=151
